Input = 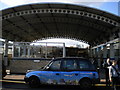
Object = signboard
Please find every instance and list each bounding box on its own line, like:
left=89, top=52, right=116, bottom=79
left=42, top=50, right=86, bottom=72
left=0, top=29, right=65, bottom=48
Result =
left=34, top=60, right=40, bottom=63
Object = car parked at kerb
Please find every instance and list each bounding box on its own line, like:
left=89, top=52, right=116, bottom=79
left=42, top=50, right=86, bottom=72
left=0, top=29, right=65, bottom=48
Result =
left=24, top=57, right=100, bottom=89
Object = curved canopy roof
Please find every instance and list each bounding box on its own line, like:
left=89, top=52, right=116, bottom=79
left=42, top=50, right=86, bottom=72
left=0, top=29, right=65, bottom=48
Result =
left=1, top=3, right=120, bottom=46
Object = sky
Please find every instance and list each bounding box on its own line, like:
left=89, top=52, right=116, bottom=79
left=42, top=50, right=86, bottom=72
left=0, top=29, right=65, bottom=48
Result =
left=0, top=0, right=119, bottom=15
left=0, top=0, right=120, bottom=48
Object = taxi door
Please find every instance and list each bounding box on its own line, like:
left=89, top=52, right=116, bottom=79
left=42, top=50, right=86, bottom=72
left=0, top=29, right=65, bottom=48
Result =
left=60, top=59, right=79, bottom=85
left=40, top=60, right=62, bottom=84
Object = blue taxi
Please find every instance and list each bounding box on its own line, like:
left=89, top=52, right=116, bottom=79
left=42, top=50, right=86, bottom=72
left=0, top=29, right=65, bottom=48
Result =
left=24, top=57, right=99, bottom=89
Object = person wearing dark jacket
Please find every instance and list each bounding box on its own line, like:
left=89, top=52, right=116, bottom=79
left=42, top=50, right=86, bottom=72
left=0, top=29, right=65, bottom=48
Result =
left=108, top=60, right=119, bottom=90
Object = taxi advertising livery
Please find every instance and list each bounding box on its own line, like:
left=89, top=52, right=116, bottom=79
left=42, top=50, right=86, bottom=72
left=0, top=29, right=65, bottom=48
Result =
left=24, top=57, right=100, bottom=89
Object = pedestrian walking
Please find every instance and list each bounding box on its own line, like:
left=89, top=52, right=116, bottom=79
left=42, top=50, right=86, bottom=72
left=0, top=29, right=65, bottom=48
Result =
left=108, top=60, right=119, bottom=90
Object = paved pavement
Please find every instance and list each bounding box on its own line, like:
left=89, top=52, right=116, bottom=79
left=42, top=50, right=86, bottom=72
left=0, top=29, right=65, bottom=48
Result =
left=3, top=74, right=25, bottom=80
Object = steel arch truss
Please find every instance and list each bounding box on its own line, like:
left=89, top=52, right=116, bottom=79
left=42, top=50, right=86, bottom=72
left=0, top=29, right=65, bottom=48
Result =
left=2, top=8, right=118, bottom=26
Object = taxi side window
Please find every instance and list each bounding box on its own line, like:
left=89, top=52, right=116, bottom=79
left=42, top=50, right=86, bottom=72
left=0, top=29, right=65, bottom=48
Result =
left=49, top=60, right=61, bottom=71
left=62, top=60, right=77, bottom=70
left=78, top=60, right=90, bottom=70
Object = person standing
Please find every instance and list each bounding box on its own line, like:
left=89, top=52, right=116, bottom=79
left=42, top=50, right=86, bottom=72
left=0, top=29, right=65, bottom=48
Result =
left=109, top=60, right=119, bottom=90
left=103, top=58, right=112, bottom=86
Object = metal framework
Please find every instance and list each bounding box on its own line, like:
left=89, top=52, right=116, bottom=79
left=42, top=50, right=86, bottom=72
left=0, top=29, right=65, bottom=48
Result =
left=1, top=3, right=120, bottom=46
left=2, top=8, right=118, bottom=26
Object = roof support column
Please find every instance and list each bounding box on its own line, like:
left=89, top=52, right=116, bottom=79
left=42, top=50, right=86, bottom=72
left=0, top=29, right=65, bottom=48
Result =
left=12, top=42, right=15, bottom=58
left=4, top=39, right=8, bottom=66
left=95, top=48, right=98, bottom=58
left=94, top=48, right=96, bottom=58
left=103, top=45, right=107, bottom=61
left=31, top=46, right=34, bottom=57
left=27, top=46, right=30, bottom=58
left=97, top=47, right=101, bottom=68
left=45, top=43, right=47, bottom=58
left=118, top=32, right=120, bottom=37
left=110, top=43, right=115, bottom=60
left=118, top=32, right=120, bottom=60
left=89, top=48, right=93, bottom=58
left=63, top=43, right=66, bottom=58
left=18, top=47, right=21, bottom=57
left=23, top=45, right=26, bottom=57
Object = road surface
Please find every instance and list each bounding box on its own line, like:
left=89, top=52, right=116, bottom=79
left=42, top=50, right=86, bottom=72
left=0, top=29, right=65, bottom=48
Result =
left=1, top=79, right=120, bottom=90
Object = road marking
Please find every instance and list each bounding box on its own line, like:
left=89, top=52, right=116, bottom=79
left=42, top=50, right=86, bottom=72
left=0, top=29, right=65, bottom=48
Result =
left=0, top=80, right=25, bottom=84
left=95, top=84, right=106, bottom=86
left=95, top=84, right=120, bottom=87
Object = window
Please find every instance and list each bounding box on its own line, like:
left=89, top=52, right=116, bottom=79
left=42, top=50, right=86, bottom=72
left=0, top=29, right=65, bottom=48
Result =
left=62, top=59, right=77, bottom=70
left=49, top=60, right=61, bottom=70
left=78, top=60, right=95, bottom=70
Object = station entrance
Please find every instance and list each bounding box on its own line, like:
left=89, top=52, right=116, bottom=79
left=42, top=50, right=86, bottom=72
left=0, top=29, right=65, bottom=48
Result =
left=1, top=3, right=120, bottom=74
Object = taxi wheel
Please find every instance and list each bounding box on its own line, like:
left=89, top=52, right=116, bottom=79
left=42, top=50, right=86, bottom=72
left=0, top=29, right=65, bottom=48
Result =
left=28, top=76, right=40, bottom=88
left=79, top=78, right=92, bottom=89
